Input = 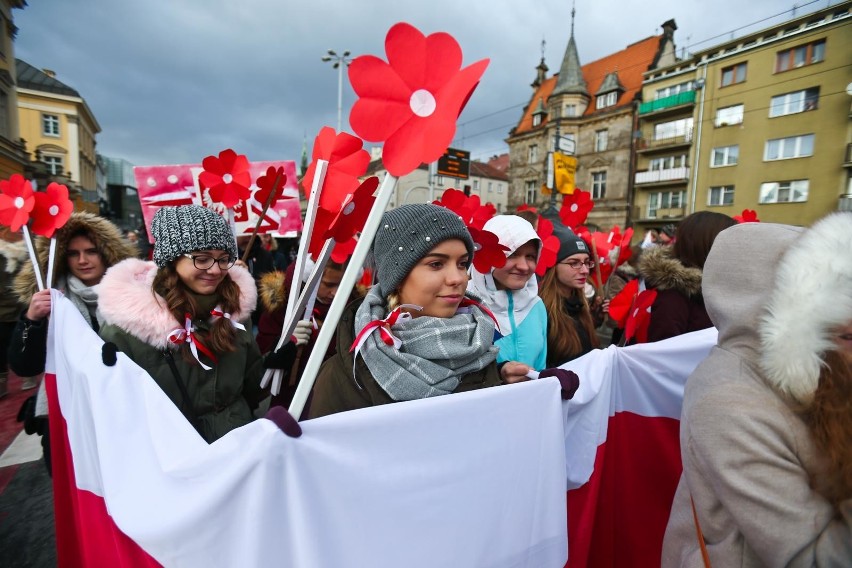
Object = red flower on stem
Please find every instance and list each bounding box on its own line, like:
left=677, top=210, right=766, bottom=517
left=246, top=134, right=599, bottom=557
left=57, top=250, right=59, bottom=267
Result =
left=577, top=229, right=615, bottom=288
left=468, top=227, right=508, bottom=274
left=348, top=22, right=489, bottom=177
left=734, top=209, right=759, bottom=223
left=324, top=176, right=379, bottom=244
left=559, top=189, right=594, bottom=230
left=608, top=279, right=639, bottom=328
left=301, top=127, right=370, bottom=214
left=0, top=174, right=35, bottom=232
left=31, top=182, right=73, bottom=238
left=535, top=217, right=562, bottom=277
left=331, top=235, right=358, bottom=264
left=624, top=289, right=658, bottom=344
left=254, top=166, right=288, bottom=207
left=199, top=149, right=251, bottom=208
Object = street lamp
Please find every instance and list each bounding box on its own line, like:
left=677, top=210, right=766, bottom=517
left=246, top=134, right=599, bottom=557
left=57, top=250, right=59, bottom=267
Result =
left=321, top=49, right=352, bottom=132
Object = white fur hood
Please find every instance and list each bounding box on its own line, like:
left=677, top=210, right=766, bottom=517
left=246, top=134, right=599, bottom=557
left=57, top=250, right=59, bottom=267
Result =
left=96, top=258, right=257, bottom=349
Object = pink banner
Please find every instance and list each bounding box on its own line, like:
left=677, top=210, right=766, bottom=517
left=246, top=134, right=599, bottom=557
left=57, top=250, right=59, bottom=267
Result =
left=133, top=161, right=303, bottom=241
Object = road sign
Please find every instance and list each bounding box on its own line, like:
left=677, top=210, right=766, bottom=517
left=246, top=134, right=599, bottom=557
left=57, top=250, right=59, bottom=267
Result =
left=556, top=135, right=575, bottom=155
left=436, top=147, right=471, bottom=179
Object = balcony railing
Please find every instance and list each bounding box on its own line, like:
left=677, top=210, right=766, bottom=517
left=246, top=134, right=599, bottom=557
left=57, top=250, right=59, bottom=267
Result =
left=637, top=129, right=693, bottom=151
left=643, top=205, right=686, bottom=220
left=635, top=166, right=690, bottom=185
left=638, top=90, right=696, bottom=115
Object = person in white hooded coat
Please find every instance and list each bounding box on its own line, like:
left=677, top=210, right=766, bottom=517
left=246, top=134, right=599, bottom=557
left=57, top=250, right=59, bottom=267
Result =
left=662, top=213, right=852, bottom=566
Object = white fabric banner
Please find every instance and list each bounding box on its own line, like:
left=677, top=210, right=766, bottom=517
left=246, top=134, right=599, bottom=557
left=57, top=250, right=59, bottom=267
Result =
left=47, top=292, right=569, bottom=568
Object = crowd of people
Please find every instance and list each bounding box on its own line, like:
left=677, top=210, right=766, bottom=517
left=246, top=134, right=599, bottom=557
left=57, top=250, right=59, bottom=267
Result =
left=1, top=202, right=849, bottom=563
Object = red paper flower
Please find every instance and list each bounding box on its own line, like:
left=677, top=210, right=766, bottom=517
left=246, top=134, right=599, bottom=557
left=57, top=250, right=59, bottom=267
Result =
left=254, top=166, right=288, bottom=207
left=434, top=188, right=477, bottom=224
left=624, top=289, right=657, bottom=344
left=468, top=227, right=508, bottom=273
left=348, top=22, right=489, bottom=177
left=324, top=176, right=379, bottom=243
left=31, top=182, right=73, bottom=238
left=516, top=204, right=538, bottom=214
left=559, top=189, right=594, bottom=229
left=0, top=174, right=35, bottom=232
left=734, top=209, right=759, bottom=223
left=301, top=127, right=370, bottom=214
left=471, top=202, right=496, bottom=231
left=614, top=227, right=634, bottom=267
left=331, top=235, right=357, bottom=264
left=608, top=279, right=639, bottom=328
left=199, top=149, right=251, bottom=208
left=535, top=217, right=561, bottom=277
left=581, top=230, right=616, bottom=288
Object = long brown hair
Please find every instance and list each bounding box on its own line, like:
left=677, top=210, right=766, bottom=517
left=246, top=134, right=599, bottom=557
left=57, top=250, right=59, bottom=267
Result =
left=539, top=266, right=599, bottom=364
left=797, top=351, right=852, bottom=505
left=671, top=211, right=736, bottom=270
left=152, top=265, right=242, bottom=356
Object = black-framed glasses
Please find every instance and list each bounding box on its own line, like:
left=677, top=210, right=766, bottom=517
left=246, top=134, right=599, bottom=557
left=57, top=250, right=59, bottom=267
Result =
left=182, top=253, right=236, bottom=270
left=560, top=259, right=595, bottom=270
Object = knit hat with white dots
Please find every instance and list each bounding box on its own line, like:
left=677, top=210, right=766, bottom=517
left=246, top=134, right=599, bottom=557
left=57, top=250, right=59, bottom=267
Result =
left=372, top=203, right=474, bottom=296
left=151, top=205, right=237, bottom=268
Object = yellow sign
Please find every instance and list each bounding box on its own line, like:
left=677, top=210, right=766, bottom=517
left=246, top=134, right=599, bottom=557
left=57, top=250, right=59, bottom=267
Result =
left=554, top=152, right=577, bottom=195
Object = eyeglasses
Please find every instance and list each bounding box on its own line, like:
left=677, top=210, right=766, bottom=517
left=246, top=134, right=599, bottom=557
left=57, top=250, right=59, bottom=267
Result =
left=182, top=253, right=236, bottom=270
left=559, top=259, right=595, bottom=270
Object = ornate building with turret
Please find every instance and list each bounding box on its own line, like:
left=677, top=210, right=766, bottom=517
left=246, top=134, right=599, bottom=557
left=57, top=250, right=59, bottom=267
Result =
left=506, top=13, right=678, bottom=230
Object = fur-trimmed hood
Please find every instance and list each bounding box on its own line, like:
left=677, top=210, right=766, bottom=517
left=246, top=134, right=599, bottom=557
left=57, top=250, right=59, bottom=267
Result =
left=638, top=245, right=703, bottom=296
left=0, top=239, right=28, bottom=274
left=759, top=213, right=852, bottom=403
left=13, top=212, right=137, bottom=304
left=96, top=258, right=257, bottom=349
left=258, top=270, right=287, bottom=313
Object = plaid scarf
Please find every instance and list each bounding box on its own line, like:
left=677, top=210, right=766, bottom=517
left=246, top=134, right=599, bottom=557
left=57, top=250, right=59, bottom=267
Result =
left=354, top=287, right=498, bottom=401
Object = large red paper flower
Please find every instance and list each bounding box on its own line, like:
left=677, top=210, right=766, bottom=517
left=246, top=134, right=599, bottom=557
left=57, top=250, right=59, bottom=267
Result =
left=577, top=229, right=616, bottom=288
left=331, top=235, right=358, bottom=264
left=199, top=149, right=251, bottom=208
left=31, top=182, right=73, bottom=238
left=613, top=227, right=634, bottom=267
left=559, top=189, right=594, bottom=229
left=348, top=22, right=489, bottom=177
left=324, top=176, right=379, bottom=243
left=734, top=209, right=759, bottom=223
left=535, top=217, right=561, bottom=277
left=301, top=127, right=370, bottom=214
left=468, top=227, right=508, bottom=273
left=0, top=174, right=35, bottom=232
left=254, top=166, right=288, bottom=207
left=624, top=289, right=658, bottom=344
left=608, top=279, right=639, bottom=328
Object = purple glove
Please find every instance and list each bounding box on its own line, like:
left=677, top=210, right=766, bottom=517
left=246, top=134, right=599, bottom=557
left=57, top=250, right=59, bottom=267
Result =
left=539, top=368, right=580, bottom=400
left=264, top=406, right=302, bottom=438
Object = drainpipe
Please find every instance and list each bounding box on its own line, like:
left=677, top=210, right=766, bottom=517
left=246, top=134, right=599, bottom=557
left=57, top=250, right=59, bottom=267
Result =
left=689, top=63, right=708, bottom=214
left=626, top=100, right=639, bottom=227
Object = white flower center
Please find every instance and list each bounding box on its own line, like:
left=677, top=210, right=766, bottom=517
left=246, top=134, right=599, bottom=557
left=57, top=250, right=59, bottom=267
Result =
left=14, top=196, right=24, bottom=208
left=222, top=173, right=233, bottom=184
left=342, top=202, right=356, bottom=216
left=570, top=203, right=579, bottom=212
left=49, top=205, right=59, bottom=215
left=409, top=89, right=436, bottom=117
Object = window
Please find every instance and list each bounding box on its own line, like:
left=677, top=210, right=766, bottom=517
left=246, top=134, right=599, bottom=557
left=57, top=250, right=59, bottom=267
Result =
left=42, top=114, right=60, bottom=137
left=591, top=171, right=607, bottom=199
left=528, top=144, right=538, bottom=163
left=532, top=114, right=542, bottom=127
left=708, top=186, right=735, bottom=206
left=0, top=91, right=8, bottom=138
left=473, top=179, right=479, bottom=190
left=655, top=81, right=694, bottom=99
left=769, top=87, right=819, bottom=117
left=647, top=190, right=685, bottom=218
left=487, top=182, right=493, bottom=193
left=594, top=130, right=608, bottom=152
left=715, top=104, right=744, bottom=127
left=650, top=155, right=687, bottom=171
left=764, top=134, right=814, bottom=160
left=759, top=180, right=809, bottom=203
left=654, top=117, right=693, bottom=141
left=564, top=104, right=576, bottom=117
left=497, top=184, right=503, bottom=194
left=595, top=91, right=618, bottom=109
left=775, top=39, right=825, bottom=72
left=525, top=180, right=538, bottom=204
left=711, top=145, right=739, bottom=167
left=42, top=155, right=64, bottom=175
left=720, top=62, right=747, bottom=86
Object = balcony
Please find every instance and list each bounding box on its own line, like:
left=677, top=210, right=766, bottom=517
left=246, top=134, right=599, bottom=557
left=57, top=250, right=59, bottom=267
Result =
left=634, top=205, right=687, bottom=222
left=635, top=166, right=690, bottom=185
left=636, top=130, right=693, bottom=153
left=638, top=90, right=696, bottom=115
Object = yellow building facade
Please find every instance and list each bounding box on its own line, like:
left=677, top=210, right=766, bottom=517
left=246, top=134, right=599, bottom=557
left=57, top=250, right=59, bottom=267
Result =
left=0, top=1, right=29, bottom=179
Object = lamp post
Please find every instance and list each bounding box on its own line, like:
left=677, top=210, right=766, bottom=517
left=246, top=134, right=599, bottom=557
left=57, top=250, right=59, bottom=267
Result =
left=321, top=49, right=352, bottom=132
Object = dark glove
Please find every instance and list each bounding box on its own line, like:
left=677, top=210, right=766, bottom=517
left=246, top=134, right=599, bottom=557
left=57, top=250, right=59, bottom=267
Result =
left=102, top=342, right=118, bottom=366
left=539, top=368, right=580, bottom=400
left=264, top=406, right=302, bottom=438
left=263, top=342, right=296, bottom=369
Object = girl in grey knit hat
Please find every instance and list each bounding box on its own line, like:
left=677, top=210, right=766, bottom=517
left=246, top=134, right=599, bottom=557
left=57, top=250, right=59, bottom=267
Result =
left=309, top=203, right=544, bottom=418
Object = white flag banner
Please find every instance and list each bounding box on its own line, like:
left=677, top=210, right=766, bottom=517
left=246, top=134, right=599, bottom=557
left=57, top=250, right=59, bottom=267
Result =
left=46, top=291, right=569, bottom=568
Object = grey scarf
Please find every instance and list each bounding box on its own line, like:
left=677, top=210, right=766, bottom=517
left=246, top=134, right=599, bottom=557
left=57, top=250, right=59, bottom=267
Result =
left=354, top=287, right=498, bottom=401
left=62, top=274, right=101, bottom=328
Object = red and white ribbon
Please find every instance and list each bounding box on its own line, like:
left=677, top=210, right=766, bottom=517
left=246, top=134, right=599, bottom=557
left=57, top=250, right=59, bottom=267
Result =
left=167, top=313, right=217, bottom=371
left=349, top=304, right=421, bottom=359
left=210, top=306, right=246, bottom=331
left=457, top=297, right=500, bottom=332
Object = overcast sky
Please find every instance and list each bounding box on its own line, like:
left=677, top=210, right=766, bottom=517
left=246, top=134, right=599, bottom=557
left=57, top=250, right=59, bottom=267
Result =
left=13, top=0, right=827, bottom=169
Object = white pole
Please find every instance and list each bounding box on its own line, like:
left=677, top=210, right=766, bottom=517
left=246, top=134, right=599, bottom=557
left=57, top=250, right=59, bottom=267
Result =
left=45, top=238, right=57, bottom=289
left=288, top=173, right=397, bottom=418
left=22, top=226, right=44, bottom=291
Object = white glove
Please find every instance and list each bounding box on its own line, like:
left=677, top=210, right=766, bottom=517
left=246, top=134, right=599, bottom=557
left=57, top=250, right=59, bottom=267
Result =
left=292, top=319, right=313, bottom=346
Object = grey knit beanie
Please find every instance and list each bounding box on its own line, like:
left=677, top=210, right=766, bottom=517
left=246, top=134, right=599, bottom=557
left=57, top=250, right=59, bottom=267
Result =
left=151, top=205, right=237, bottom=267
left=372, top=203, right=474, bottom=296
left=555, top=226, right=590, bottom=262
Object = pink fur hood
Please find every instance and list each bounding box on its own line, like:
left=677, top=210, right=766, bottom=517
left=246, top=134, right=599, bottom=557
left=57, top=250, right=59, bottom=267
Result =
left=96, top=258, right=257, bottom=349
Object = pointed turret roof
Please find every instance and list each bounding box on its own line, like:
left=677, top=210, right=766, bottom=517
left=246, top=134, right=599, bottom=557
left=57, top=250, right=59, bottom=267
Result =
left=551, top=34, right=587, bottom=97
